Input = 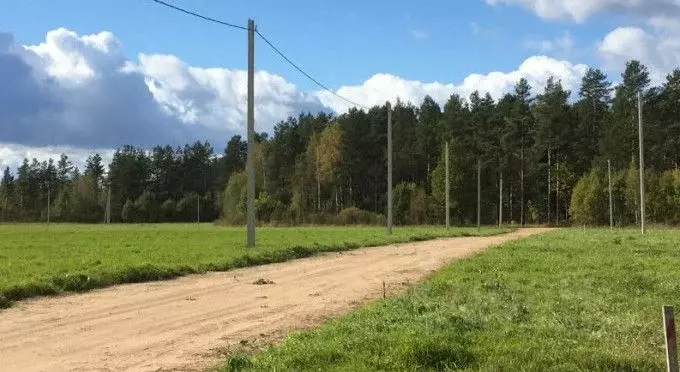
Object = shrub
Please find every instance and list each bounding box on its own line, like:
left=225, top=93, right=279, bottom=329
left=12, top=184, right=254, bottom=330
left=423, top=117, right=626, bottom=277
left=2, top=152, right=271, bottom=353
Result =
left=570, top=169, right=604, bottom=226
left=335, top=207, right=384, bottom=225
left=221, top=171, right=247, bottom=224
left=161, top=199, right=176, bottom=221
left=121, top=199, right=137, bottom=222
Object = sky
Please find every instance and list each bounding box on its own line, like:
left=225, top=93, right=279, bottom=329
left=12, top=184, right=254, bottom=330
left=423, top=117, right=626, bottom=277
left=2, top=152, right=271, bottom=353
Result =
left=2, top=0, right=680, bottom=170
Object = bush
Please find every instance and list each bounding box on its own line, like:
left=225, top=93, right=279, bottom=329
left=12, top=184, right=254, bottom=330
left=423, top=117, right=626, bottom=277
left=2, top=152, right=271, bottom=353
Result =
left=134, top=191, right=160, bottom=222
left=308, top=213, right=334, bottom=225
left=161, top=199, right=176, bottom=221
left=121, top=199, right=137, bottom=222
left=221, top=171, right=247, bottom=224
left=335, top=207, right=384, bottom=225
left=176, top=193, right=199, bottom=222
left=570, top=169, right=605, bottom=226
left=256, top=191, right=284, bottom=223
left=393, top=182, right=428, bottom=225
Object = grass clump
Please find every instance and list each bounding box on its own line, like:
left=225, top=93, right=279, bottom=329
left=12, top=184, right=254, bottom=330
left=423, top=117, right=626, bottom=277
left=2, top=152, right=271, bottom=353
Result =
left=0, top=224, right=508, bottom=308
left=225, top=229, right=679, bottom=371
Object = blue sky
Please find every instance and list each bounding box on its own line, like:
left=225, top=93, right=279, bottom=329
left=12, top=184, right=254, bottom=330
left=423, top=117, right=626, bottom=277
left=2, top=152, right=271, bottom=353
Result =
left=0, top=0, right=618, bottom=90
left=1, top=0, right=679, bottom=168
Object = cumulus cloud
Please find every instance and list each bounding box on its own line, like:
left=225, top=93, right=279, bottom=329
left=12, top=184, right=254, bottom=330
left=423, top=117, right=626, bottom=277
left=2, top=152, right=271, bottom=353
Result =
left=484, top=0, right=680, bottom=22
left=484, top=0, right=680, bottom=84
left=0, top=143, right=114, bottom=171
left=318, top=56, right=588, bottom=112
left=0, top=28, right=328, bottom=151
left=598, top=25, right=680, bottom=81
left=1, top=27, right=592, bottom=171
left=130, top=54, right=327, bottom=135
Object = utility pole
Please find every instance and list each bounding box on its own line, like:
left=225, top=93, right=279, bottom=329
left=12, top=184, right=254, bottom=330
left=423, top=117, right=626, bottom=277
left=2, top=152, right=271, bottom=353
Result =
left=638, top=91, right=646, bottom=235
left=47, top=183, right=50, bottom=225
left=387, top=102, right=393, bottom=235
left=316, top=147, right=321, bottom=212
left=445, top=141, right=450, bottom=229
left=608, top=159, right=613, bottom=230
left=246, top=18, right=256, bottom=247
left=477, top=158, right=481, bottom=229
left=105, top=186, right=111, bottom=224
left=197, top=194, right=200, bottom=224
left=498, top=172, right=503, bottom=228
left=547, top=148, right=551, bottom=225
left=556, top=161, right=560, bottom=226
left=520, top=143, right=525, bottom=226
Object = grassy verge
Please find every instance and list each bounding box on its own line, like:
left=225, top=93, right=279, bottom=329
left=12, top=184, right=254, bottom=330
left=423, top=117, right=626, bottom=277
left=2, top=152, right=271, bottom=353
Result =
left=0, top=224, right=508, bottom=308
left=225, top=229, right=679, bottom=371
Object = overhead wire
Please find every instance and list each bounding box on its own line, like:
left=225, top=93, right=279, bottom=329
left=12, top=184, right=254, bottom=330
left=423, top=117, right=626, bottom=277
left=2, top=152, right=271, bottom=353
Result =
left=151, top=0, right=248, bottom=31
left=149, top=0, right=368, bottom=110
left=255, top=30, right=368, bottom=110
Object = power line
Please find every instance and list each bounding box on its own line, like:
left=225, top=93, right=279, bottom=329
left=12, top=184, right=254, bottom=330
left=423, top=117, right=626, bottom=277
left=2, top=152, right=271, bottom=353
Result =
left=149, top=0, right=367, bottom=110
left=150, top=0, right=248, bottom=31
left=256, top=30, right=368, bottom=110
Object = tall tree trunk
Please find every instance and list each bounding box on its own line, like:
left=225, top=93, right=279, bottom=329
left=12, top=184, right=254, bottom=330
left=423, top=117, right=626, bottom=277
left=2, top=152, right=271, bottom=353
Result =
left=340, top=184, right=344, bottom=209
left=349, top=177, right=353, bottom=207
left=509, top=178, right=513, bottom=223
left=374, top=171, right=378, bottom=213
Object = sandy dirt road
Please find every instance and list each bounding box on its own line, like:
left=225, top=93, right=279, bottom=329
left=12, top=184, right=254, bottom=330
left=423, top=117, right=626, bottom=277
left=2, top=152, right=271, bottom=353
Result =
left=0, top=228, right=550, bottom=372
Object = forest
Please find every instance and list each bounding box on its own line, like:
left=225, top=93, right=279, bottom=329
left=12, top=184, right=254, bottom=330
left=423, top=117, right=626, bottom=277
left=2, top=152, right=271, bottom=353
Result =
left=1, top=59, right=679, bottom=226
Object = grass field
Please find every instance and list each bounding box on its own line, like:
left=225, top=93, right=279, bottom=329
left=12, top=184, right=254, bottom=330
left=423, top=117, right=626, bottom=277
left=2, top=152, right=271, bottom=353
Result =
left=0, top=224, right=508, bottom=308
left=225, top=228, right=680, bottom=371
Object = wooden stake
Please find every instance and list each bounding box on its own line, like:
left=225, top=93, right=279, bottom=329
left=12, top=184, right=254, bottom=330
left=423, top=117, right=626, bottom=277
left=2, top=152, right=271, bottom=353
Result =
left=664, top=306, right=678, bottom=372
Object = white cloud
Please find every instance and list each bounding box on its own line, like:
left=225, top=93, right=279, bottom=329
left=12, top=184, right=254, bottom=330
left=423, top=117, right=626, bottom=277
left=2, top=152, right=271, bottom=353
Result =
left=598, top=26, right=680, bottom=81
left=484, top=0, right=680, bottom=22
left=318, top=56, right=588, bottom=112
left=0, top=143, right=114, bottom=171
left=1, top=28, right=592, bottom=172
left=0, top=28, right=328, bottom=151
left=130, top=54, right=325, bottom=134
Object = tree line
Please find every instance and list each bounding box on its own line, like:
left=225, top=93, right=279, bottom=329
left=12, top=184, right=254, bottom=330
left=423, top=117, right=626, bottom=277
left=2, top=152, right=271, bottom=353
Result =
left=1, top=59, right=679, bottom=226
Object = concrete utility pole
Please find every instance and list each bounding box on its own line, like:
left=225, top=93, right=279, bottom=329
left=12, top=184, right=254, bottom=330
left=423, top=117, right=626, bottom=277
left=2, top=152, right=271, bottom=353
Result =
left=387, top=102, right=393, bottom=235
left=520, top=148, right=524, bottom=225
left=608, top=159, right=613, bottom=230
left=498, top=172, right=503, bottom=228
left=316, top=148, right=321, bottom=212
left=445, top=141, right=450, bottom=229
left=105, top=186, right=111, bottom=224
left=47, top=183, right=50, bottom=225
left=638, top=91, right=646, bottom=235
left=477, top=158, right=481, bottom=229
left=246, top=19, right=256, bottom=247
left=547, top=148, right=551, bottom=225
left=556, top=161, right=560, bottom=226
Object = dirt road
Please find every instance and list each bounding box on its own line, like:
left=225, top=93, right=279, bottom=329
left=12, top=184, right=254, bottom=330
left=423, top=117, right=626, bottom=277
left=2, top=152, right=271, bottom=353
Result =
left=0, top=228, right=549, bottom=372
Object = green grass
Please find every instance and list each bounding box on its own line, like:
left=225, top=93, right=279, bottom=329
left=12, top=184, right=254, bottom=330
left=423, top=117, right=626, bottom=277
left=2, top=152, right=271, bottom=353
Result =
left=0, top=223, right=508, bottom=308
left=226, top=229, right=680, bottom=371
